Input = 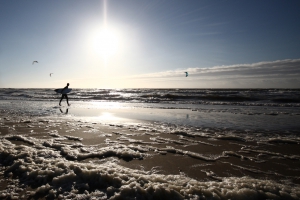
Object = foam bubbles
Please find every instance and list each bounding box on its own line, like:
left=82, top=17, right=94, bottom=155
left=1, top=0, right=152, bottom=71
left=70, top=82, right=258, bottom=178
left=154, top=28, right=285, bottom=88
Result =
left=1, top=134, right=300, bottom=199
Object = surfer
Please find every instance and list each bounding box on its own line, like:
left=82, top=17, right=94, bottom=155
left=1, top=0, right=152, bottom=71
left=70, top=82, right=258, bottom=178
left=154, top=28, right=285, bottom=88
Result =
left=59, top=83, right=70, bottom=106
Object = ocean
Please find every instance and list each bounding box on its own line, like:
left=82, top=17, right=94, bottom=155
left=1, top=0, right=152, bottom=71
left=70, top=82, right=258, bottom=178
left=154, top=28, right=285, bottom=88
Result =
left=1, top=88, right=300, bottom=131
left=0, top=88, right=300, bottom=199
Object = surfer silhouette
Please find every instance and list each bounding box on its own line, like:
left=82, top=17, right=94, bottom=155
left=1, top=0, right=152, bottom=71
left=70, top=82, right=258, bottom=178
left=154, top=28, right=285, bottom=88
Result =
left=59, top=83, right=70, bottom=106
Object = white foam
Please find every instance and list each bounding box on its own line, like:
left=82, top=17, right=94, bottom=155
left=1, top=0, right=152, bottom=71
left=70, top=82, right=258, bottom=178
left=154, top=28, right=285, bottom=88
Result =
left=1, top=113, right=300, bottom=199
left=241, top=147, right=300, bottom=161
left=268, top=138, right=300, bottom=144
left=1, top=136, right=300, bottom=199
left=217, top=135, right=246, bottom=142
left=5, top=135, right=36, bottom=145
left=179, top=136, right=219, bottom=146
left=65, top=135, right=83, bottom=141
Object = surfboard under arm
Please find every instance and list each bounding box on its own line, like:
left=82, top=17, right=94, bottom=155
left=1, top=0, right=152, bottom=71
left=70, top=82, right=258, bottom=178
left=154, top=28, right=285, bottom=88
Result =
left=54, top=88, right=72, bottom=94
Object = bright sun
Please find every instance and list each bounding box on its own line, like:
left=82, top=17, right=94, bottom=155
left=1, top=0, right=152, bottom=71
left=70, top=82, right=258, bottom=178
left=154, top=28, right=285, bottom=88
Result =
left=92, top=27, right=120, bottom=58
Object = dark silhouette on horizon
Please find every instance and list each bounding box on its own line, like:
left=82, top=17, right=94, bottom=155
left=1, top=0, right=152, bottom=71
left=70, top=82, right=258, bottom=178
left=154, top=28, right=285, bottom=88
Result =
left=59, top=83, right=70, bottom=106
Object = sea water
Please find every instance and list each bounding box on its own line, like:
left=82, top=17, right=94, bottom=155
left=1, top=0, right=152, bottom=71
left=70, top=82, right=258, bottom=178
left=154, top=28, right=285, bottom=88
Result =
left=1, top=88, right=299, bottom=131
left=0, top=88, right=300, bottom=199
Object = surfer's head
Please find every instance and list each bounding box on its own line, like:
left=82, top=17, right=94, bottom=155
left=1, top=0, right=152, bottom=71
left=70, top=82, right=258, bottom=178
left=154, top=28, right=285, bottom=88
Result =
left=67, top=83, right=69, bottom=86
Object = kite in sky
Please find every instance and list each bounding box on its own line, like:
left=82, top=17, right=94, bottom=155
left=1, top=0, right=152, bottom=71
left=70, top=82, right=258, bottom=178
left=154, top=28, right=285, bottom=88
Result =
left=50, top=73, right=53, bottom=77
left=185, top=72, right=188, bottom=77
left=32, top=61, right=38, bottom=65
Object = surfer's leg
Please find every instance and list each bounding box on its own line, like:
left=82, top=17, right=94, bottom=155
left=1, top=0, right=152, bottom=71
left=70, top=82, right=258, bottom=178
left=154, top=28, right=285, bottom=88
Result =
left=66, top=95, right=70, bottom=106
left=59, top=95, right=64, bottom=106
left=59, top=95, right=63, bottom=106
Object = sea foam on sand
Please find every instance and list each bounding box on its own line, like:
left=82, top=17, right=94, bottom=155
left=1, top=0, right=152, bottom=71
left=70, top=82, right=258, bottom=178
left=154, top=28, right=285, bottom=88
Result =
left=0, top=104, right=300, bottom=199
left=1, top=137, right=300, bottom=200
left=1, top=115, right=300, bottom=200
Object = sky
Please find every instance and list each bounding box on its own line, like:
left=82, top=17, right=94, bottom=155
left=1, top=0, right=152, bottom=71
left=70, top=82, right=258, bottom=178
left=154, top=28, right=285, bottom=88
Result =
left=0, top=0, right=300, bottom=88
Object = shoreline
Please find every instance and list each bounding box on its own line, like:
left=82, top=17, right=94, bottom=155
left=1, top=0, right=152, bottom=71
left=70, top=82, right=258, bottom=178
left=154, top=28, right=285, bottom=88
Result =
left=2, top=99, right=300, bottom=131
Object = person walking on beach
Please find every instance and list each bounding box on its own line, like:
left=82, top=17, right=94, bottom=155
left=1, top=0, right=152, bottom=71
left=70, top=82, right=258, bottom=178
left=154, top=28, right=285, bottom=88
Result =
left=59, top=83, right=70, bottom=106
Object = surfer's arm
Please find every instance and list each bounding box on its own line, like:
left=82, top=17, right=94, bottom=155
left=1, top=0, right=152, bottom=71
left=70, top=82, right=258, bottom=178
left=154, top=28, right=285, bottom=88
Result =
left=61, top=86, right=68, bottom=94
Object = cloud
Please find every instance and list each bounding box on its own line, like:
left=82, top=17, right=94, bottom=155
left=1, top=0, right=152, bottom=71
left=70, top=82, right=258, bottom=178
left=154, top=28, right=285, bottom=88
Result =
left=190, top=59, right=300, bottom=79
left=129, top=59, right=300, bottom=88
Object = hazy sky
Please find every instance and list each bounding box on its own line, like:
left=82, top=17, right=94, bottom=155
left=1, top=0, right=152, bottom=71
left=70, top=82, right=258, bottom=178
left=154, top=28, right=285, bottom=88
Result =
left=1, top=0, right=300, bottom=88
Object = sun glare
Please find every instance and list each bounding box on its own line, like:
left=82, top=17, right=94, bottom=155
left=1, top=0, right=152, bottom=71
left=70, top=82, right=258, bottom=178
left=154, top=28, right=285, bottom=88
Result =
left=92, top=27, right=120, bottom=58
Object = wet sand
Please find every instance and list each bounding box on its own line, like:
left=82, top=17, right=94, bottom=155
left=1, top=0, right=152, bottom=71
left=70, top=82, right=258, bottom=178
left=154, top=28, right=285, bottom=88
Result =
left=1, top=111, right=300, bottom=199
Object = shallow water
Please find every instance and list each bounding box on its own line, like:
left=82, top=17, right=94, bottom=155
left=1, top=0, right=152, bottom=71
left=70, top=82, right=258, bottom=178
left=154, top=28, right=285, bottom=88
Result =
left=0, top=91, right=300, bottom=199
left=1, top=100, right=300, bottom=132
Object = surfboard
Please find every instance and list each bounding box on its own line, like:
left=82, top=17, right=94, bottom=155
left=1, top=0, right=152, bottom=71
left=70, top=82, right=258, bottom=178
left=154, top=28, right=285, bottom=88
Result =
left=54, top=88, right=72, bottom=94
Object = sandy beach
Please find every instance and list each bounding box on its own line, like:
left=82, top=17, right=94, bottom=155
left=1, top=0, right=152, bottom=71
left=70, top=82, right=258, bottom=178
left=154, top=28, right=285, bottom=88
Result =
left=2, top=0, right=300, bottom=197
left=1, top=103, right=300, bottom=199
